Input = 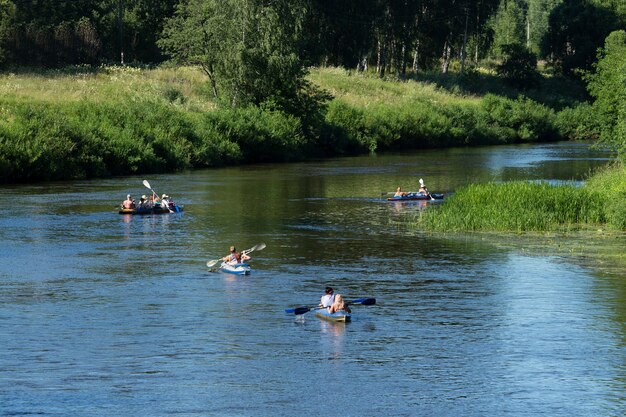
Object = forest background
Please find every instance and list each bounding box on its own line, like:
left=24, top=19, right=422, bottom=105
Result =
left=0, top=0, right=624, bottom=183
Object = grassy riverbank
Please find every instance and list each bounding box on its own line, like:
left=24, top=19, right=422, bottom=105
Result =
left=417, top=163, right=626, bottom=232
left=0, top=65, right=588, bottom=183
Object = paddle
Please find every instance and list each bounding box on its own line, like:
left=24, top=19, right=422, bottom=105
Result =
left=142, top=179, right=158, bottom=199
left=419, top=178, right=435, bottom=200
left=285, top=298, right=376, bottom=315
left=206, top=242, right=266, bottom=268
left=143, top=179, right=174, bottom=212
left=242, top=242, right=266, bottom=256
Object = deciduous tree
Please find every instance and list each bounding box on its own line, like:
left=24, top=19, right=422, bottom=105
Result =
left=159, top=0, right=331, bottom=136
left=586, top=30, right=626, bottom=158
left=0, top=0, right=15, bottom=66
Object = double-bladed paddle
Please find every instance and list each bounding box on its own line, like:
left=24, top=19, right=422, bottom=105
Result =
left=206, top=242, right=267, bottom=268
left=285, top=297, right=376, bottom=315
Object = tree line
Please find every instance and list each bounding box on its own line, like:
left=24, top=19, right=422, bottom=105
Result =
left=0, top=0, right=624, bottom=75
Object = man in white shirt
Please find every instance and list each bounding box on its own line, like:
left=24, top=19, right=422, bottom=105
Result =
left=320, top=287, right=335, bottom=307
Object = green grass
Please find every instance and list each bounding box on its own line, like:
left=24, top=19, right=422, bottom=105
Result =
left=417, top=164, right=626, bottom=232
left=0, top=65, right=216, bottom=111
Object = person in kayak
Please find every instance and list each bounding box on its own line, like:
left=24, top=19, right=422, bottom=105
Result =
left=137, top=195, right=148, bottom=209
left=223, top=246, right=251, bottom=265
left=394, top=186, right=407, bottom=197
left=121, top=194, right=135, bottom=209
left=147, top=194, right=157, bottom=208
left=328, top=294, right=351, bottom=314
left=418, top=178, right=429, bottom=195
left=320, top=287, right=335, bottom=308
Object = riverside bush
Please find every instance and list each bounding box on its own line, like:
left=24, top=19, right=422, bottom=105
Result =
left=0, top=96, right=314, bottom=182
left=0, top=66, right=580, bottom=183
left=324, top=93, right=561, bottom=153
left=201, top=106, right=306, bottom=163
left=556, top=102, right=601, bottom=141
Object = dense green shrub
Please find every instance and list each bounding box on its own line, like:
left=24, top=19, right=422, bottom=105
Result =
left=0, top=66, right=581, bottom=183
left=556, top=103, right=601, bottom=141
left=0, top=96, right=319, bottom=182
left=322, top=101, right=373, bottom=153
left=201, top=106, right=306, bottom=163
left=323, top=94, right=560, bottom=154
left=585, top=30, right=626, bottom=159
left=479, top=94, right=560, bottom=142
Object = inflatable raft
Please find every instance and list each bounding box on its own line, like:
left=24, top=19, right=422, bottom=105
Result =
left=386, top=193, right=444, bottom=201
left=118, top=204, right=183, bottom=215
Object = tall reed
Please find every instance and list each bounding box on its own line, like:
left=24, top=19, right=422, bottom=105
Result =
left=418, top=181, right=610, bottom=232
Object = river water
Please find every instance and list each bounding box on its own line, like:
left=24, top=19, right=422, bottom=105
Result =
left=0, top=142, right=624, bottom=416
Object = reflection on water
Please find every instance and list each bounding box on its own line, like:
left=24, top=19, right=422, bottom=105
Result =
left=318, top=319, right=346, bottom=360
left=0, top=142, right=624, bottom=416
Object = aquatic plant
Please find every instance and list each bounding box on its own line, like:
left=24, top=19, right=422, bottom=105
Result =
left=417, top=167, right=626, bottom=232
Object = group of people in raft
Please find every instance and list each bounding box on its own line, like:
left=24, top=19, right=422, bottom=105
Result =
left=121, top=192, right=175, bottom=211
left=394, top=177, right=430, bottom=197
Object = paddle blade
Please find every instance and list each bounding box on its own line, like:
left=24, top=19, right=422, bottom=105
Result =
left=350, top=298, right=376, bottom=306
left=251, top=242, right=266, bottom=252
left=143, top=180, right=151, bottom=189
left=284, top=307, right=310, bottom=315
left=206, top=259, right=220, bottom=268
left=243, top=242, right=266, bottom=255
left=293, top=307, right=311, bottom=315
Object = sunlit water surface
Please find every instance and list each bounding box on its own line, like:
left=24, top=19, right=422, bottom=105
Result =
left=0, top=142, right=624, bottom=416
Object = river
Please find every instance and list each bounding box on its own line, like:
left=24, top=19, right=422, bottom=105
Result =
left=0, top=142, right=624, bottom=416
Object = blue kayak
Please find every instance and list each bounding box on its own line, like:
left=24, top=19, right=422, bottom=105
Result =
left=315, top=309, right=351, bottom=322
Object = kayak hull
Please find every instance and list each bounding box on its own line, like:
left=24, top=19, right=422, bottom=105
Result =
left=119, top=205, right=183, bottom=215
left=219, top=262, right=251, bottom=275
left=315, top=309, right=351, bottom=322
left=387, top=193, right=444, bottom=201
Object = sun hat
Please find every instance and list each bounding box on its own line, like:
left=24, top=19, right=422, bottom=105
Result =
left=141, top=195, right=147, bottom=199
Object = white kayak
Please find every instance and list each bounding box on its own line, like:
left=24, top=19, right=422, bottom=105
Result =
left=219, top=262, right=251, bottom=275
